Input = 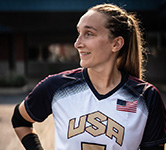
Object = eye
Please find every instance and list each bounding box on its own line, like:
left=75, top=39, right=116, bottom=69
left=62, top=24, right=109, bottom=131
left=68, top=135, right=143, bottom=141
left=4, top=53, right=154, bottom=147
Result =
left=85, top=31, right=94, bottom=37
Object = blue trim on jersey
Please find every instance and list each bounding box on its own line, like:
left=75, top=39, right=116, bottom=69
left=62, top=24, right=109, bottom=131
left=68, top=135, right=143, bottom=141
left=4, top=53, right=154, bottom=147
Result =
left=127, top=76, right=166, bottom=147
left=24, top=68, right=85, bottom=122
left=83, top=68, right=128, bottom=100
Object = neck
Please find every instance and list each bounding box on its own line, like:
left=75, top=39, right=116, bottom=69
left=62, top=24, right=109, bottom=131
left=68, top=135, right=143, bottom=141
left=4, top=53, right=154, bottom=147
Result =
left=87, top=66, right=121, bottom=95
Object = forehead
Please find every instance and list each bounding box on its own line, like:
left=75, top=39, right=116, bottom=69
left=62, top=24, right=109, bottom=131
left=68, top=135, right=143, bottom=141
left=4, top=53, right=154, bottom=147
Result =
left=77, top=10, right=107, bottom=30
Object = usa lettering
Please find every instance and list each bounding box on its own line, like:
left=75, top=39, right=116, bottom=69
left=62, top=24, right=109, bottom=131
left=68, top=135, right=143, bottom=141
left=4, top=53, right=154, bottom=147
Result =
left=68, top=111, right=124, bottom=146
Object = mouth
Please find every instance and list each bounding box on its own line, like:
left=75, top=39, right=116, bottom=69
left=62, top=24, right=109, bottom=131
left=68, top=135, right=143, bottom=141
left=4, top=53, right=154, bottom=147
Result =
left=80, top=52, right=91, bottom=57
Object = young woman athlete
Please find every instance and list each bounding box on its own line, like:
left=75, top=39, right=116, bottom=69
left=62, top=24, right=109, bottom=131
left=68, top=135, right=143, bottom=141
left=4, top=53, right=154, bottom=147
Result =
left=12, top=3, right=166, bottom=150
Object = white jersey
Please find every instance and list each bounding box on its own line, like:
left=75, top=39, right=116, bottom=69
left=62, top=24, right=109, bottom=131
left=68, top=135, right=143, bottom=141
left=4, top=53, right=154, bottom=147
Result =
left=24, top=68, right=166, bottom=150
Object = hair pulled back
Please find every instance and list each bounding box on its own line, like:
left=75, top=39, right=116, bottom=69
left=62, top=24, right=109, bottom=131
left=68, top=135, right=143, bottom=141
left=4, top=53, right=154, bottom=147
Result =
left=89, top=4, right=145, bottom=79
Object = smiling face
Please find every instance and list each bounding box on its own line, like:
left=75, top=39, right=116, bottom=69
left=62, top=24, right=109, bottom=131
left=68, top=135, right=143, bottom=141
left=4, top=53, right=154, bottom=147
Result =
left=74, top=10, right=116, bottom=70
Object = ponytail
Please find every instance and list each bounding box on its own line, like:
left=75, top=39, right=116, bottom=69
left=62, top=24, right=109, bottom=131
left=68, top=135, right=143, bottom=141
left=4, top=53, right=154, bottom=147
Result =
left=117, top=15, right=143, bottom=79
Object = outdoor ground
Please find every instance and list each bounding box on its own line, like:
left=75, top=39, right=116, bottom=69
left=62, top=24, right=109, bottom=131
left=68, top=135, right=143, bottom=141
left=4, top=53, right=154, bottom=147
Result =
left=0, top=92, right=55, bottom=150
left=0, top=82, right=166, bottom=150
left=0, top=106, right=55, bottom=150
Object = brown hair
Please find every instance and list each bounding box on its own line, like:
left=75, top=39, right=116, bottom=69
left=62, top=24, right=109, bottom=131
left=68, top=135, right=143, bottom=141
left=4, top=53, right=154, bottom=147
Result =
left=89, top=4, right=145, bottom=79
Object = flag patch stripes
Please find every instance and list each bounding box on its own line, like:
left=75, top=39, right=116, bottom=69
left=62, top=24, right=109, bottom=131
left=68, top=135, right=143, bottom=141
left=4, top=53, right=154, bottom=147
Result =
left=116, top=99, right=137, bottom=113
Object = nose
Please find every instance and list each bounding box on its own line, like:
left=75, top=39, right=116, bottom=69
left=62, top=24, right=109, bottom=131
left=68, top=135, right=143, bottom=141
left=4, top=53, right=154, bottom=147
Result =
left=74, top=35, right=84, bottom=49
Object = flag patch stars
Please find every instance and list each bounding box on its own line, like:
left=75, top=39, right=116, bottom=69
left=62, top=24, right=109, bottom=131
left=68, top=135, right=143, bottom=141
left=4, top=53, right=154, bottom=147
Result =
left=116, top=99, right=137, bottom=113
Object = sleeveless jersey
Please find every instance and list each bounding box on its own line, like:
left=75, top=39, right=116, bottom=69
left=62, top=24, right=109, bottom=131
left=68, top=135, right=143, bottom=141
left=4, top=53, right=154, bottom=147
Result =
left=24, top=68, right=166, bottom=150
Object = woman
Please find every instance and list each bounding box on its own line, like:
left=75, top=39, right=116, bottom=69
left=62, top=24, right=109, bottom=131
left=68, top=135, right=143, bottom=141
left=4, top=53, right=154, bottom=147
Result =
left=11, top=3, right=166, bottom=150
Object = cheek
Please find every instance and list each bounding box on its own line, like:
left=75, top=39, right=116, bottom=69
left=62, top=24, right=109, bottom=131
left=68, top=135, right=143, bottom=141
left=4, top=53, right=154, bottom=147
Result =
left=86, top=36, right=112, bottom=55
left=95, top=40, right=111, bottom=53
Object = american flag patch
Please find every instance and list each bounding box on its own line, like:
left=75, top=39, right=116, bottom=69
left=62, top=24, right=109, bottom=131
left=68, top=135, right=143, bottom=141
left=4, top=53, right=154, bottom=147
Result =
left=116, top=99, right=137, bottom=113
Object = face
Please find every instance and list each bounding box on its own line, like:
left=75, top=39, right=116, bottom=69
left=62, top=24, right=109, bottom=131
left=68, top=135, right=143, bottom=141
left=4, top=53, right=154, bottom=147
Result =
left=74, top=10, right=115, bottom=70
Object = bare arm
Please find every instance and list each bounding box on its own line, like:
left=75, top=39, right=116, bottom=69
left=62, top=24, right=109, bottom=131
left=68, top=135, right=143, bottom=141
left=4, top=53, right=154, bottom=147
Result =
left=14, top=101, right=36, bottom=140
left=12, top=101, right=44, bottom=149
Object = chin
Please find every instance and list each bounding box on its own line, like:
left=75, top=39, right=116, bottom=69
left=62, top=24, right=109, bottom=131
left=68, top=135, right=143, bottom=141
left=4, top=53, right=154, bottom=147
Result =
left=80, top=61, right=89, bottom=68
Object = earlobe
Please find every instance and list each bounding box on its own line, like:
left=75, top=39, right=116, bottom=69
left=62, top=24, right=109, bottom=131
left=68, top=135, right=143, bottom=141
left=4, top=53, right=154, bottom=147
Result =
left=112, top=36, right=124, bottom=52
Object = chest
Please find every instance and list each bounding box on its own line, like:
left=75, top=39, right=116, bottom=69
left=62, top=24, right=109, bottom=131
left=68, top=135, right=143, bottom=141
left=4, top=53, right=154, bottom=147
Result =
left=51, top=88, right=148, bottom=149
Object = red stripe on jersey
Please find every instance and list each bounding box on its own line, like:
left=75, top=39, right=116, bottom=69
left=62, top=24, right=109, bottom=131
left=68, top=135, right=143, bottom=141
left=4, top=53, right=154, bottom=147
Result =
left=129, top=76, right=143, bottom=83
left=25, top=68, right=83, bottom=101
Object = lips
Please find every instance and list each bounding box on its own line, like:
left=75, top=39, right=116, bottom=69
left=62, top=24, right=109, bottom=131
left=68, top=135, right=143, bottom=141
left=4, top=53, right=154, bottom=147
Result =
left=81, top=52, right=91, bottom=55
left=79, top=52, right=91, bottom=59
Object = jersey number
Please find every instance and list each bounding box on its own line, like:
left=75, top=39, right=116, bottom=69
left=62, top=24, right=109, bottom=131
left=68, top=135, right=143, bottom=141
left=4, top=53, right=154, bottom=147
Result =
left=81, top=142, right=106, bottom=150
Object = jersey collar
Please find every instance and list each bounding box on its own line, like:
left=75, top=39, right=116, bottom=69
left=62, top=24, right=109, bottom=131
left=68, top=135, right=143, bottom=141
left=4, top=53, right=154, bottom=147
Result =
left=83, top=68, right=128, bottom=100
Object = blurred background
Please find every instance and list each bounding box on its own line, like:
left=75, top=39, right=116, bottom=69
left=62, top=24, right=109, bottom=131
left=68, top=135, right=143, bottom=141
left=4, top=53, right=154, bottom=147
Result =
left=0, top=0, right=166, bottom=82
left=0, top=0, right=166, bottom=149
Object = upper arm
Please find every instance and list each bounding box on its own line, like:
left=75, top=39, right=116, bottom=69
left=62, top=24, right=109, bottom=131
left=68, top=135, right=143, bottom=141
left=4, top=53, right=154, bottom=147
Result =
left=12, top=101, right=36, bottom=140
left=19, top=101, right=35, bottom=123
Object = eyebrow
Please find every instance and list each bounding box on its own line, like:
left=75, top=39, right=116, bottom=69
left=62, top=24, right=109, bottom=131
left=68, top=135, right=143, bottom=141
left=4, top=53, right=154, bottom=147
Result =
left=84, top=25, right=98, bottom=31
left=77, top=25, right=98, bottom=31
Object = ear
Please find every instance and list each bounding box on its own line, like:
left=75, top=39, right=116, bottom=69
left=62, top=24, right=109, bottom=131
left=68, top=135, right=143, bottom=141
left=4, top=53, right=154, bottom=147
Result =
left=111, top=36, right=124, bottom=53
